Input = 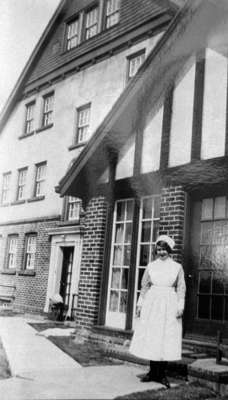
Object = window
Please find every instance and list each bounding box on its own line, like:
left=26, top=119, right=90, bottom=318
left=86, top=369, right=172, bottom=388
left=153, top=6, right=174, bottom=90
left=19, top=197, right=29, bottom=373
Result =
left=34, top=162, right=47, bottom=197
left=197, top=196, right=228, bottom=321
left=25, top=102, right=35, bottom=134
left=24, top=234, right=37, bottom=270
left=6, top=235, right=18, bottom=269
left=85, top=6, right=98, bottom=39
left=76, top=104, right=91, bottom=144
left=66, top=18, right=79, bottom=50
left=1, top=172, right=11, bottom=205
left=127, top=50, right=145, bottom=81
left=105, top=0, right=120, bottom=28
left=16, top=168, right=27, bottom=201
left=67, top=197, right=81, bottom=220
left=42, top=93, right=54, bottom=127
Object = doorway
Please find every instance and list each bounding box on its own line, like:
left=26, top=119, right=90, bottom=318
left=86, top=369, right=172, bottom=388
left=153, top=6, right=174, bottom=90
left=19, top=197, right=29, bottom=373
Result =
left=60, top=247, right=74, bottom=310
left=186, top=196, right=228, bottom=337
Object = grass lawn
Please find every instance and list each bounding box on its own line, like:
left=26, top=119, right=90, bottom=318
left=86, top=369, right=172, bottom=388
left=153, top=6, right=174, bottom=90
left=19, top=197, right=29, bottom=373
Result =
left=113, top=382, right=219, bottom=400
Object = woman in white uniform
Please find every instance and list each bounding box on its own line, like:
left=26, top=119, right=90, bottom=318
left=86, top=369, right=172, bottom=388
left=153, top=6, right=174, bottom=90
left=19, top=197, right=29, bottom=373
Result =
left=129, top=235, right=186, bottom=388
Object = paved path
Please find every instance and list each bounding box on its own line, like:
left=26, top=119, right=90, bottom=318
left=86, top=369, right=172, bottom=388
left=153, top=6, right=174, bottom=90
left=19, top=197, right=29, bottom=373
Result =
left=0, top=316, right=164, bottom=399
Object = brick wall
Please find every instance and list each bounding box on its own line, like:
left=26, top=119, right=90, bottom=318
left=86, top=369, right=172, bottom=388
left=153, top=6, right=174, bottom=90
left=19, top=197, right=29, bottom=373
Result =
left=0, top=218, right=59, bottom=313
left=159, top=185, right=186, bottom=264
left=75, top=196, right=107, bottom=328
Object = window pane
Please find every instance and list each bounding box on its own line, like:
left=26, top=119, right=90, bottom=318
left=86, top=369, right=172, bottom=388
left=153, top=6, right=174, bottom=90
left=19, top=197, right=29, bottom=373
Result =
left=121, top=268, right=128, bottom=289
left=119, top=292, right=127, bottom=313
left=200, top=246, right=212, bottom=269
left=212, top=272, right=224, bottom=294
left=109, top=290, right=119, bottom=311
left=116, top=201, right=125, bottom=221
left=199, top=270, right=211, bottom=293
left=142, top=198, right=152, bottom=219
left=201, top=198, right=213, bottom=220
left=125, top=223, right=132, bottom=243
left=152, top=220, right=160, bottom=242
left=198, top=295, right=210, bottom=319
left=113, top=245, right=122, bottom=265
left=201, top=222, right=213, bottom=244
left=214, top=196, right=226, bottom=219
left=115, top=224, right=124, bottom=243
left=111, top=268, right=121, bottom=288
left=139, top=244, right=150, bottom=266
left=211, top=296, right=223, bottom=320
left=141, top=221, right=151, bottom=243
left=126, top=200, right=133, bottom=220
left=123, top=245, right=131, bottom=266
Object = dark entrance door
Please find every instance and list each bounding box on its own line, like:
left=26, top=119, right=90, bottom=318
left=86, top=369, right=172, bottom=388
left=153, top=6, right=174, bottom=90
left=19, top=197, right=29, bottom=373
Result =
left=186, top=196, right=228, bottom=337
left=60, top=247, right=74, bottom=310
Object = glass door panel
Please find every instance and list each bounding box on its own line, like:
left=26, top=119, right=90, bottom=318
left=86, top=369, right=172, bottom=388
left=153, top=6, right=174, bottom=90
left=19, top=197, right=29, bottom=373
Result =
left=133, top=195, right=160, bottom=328
left=106, top=199, right=134, bottom=328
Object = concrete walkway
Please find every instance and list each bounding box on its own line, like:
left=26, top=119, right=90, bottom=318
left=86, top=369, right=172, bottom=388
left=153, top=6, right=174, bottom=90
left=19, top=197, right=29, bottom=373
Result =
left=0, top=316, right=165, bottom=400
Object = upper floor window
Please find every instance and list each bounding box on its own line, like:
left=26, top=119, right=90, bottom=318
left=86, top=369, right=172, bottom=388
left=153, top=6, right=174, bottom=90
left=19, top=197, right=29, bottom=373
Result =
left=105, top=0, right=120, bottom=29
left=42, top=93, right=54, bottom=127
left=66, top=18, right=79, bottom=50
left=85, top=6, right=98, bottom=40
left=16, top=168, right=27, bottom=201
left=6, top=235, right=18, bottom=269
left=25, top=102, right=35, bottom=135
left=34, top=162, right=47, bottom=197
left=1, top=172, right=11, bottom=205
left=127, top=50, right=145, bottom=81
left=76, top=103, right=91, bottom=144
left=24, top=234, right=37, bottom=270
left=67, top=196, right=81, bottom=221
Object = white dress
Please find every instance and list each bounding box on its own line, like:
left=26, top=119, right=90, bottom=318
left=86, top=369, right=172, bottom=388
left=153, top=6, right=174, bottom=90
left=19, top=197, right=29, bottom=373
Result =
left=129, top=257, right=186, bottom=361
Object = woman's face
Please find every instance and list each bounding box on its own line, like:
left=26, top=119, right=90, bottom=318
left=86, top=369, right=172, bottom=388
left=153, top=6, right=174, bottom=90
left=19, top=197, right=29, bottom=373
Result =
left=156, top=244, right=169, bottom=260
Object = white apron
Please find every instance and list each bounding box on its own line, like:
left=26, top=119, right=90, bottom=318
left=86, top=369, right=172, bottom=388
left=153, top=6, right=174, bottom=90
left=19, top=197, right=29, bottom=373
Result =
left=129, top=258, right=185, bottom=361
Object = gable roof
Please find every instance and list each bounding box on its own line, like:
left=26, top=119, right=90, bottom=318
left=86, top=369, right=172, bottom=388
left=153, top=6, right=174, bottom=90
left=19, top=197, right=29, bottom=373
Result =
left=57, top=0, right=205, bottom=198
left=0, top=0, right=178, bottom=133
left=0, top=0, right=67, bottom=132
left=57, top=0, right=228, bottom=199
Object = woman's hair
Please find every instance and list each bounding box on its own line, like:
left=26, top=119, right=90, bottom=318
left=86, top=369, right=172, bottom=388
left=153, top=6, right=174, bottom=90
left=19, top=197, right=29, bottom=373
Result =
left=155, top=240, right=172, bottom=254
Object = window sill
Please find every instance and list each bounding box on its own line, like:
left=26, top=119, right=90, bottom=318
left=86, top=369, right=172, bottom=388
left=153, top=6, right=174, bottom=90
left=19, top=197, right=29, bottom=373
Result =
left=58, top=219, right=80, bottom=227
left=1, top=269, right=16, bottom=275
left=18, top=131, right=35, bottom=140
left=68, top=142, right=87, bottom=151
left=36, top=124, right=53, bottom=133
left=11, top=200, right=26, bottom=206
left=18, top=270, right=36, bottom=276
left=0, top=202, right=10, bottom=207
left=27, top=196, right=45, bottom=203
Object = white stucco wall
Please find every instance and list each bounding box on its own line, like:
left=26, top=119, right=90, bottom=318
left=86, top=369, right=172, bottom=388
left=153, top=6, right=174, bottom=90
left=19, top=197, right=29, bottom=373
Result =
left=0, top=35, right=161, bottom=224
left=169, top=62, right=195, bottom=167
left=201, top=48, right=227, bottom=159
left=141, top=106, right=163, bottom=173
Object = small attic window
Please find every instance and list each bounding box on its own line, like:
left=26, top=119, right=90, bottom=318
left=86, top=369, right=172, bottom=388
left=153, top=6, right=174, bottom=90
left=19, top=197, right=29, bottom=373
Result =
left=105, top=0, right=121, bottom=29
left=66, top=18, right=79, bottom=50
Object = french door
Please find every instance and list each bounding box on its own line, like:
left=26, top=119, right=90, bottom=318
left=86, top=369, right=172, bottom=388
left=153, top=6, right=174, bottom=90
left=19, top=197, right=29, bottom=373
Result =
left=105, top=195, right=160, bottom=329
left=187, top=196, right=228, bottom=336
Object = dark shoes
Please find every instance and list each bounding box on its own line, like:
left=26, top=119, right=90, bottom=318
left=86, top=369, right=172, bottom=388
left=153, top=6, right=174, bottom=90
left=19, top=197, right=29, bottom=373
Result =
left=140, top=372, right=154, bottom=382
left=160, top=376, right=170, bottom=389
left=141, top=373, right=170, bottom=389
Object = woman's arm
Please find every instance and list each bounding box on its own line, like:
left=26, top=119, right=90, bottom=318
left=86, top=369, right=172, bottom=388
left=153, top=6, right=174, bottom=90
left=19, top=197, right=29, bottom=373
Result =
left=136, top=266, right=151, bottom=316
left=176, top=265, right=186, bottom=318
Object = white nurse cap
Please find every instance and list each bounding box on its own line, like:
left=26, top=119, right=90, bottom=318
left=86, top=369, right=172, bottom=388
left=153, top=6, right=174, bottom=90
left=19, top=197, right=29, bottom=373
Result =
left=155, top=235, right=175, bottom=250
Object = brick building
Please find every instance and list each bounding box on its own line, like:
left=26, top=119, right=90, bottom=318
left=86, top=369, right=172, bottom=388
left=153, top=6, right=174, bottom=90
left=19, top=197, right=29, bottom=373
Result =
left=0, top=1, right=177, bottom=315
left=57, top=0, right=228, bottom=340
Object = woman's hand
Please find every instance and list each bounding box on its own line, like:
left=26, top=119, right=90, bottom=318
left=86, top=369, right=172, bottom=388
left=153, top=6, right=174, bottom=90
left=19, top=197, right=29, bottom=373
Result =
left=176, top=309, right=183, bottom=318
left=136, top=305, right=142, bottom=318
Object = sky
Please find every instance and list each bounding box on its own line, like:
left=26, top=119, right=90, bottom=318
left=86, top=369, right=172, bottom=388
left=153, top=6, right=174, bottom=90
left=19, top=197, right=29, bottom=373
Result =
left=0, top=0, right=61, bottom=114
